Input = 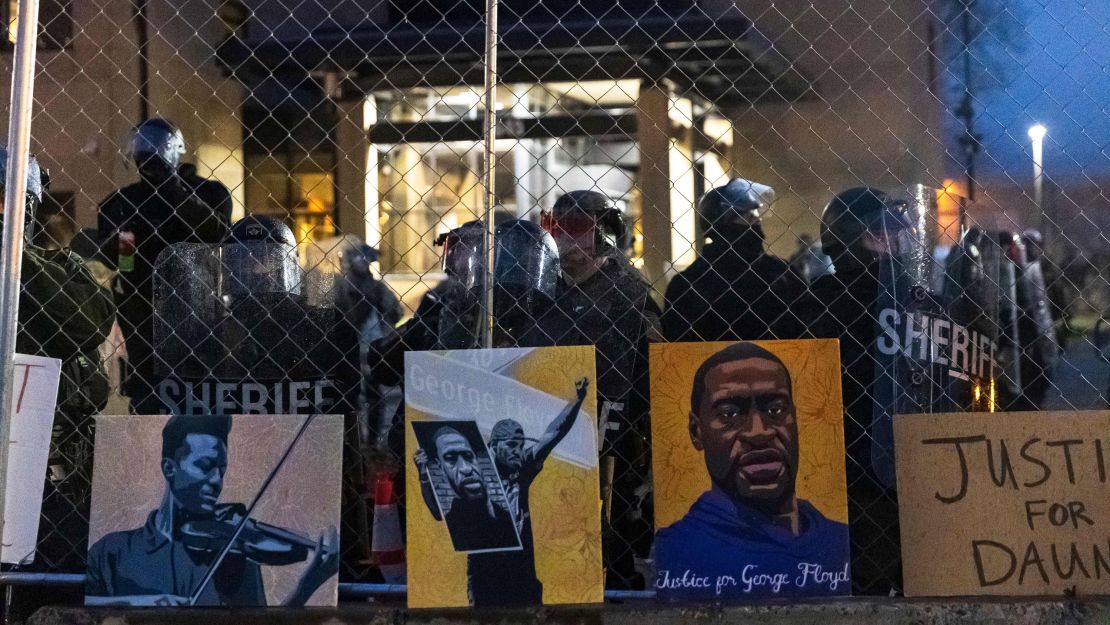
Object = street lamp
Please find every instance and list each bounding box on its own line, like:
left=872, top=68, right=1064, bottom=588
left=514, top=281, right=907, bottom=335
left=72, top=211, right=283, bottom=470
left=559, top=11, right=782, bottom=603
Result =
left=1028, top=124, right=1047, bottom=230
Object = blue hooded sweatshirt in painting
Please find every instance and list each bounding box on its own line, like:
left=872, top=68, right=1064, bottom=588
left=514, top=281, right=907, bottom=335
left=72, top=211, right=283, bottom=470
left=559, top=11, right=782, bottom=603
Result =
left=654, top=489, right=850, bottom=601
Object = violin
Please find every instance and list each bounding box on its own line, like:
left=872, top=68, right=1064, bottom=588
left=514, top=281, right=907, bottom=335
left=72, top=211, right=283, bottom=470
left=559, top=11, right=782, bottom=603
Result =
left=179, top=504, right=318, bottom=566
left=184, top=413, right=323, bottom=606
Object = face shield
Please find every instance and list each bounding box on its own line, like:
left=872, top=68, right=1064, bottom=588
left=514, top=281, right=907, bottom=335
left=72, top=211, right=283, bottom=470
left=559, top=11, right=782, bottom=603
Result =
left=153, top=243, right=225, bottom=381
left=0, top=148, right=45, bottom=241
left=222, top=239, right=303, bottom=302
left=860, top=202, right=916, bottom=257
left=541, top=210, right=600, bottom=258
left=718, top=206, right=762, bottom=229
left=495, top=220, right=559, bottom=298
left=884, top=185, right=941, bottom=287
left=493, top=220, right=560, bottom=344
left=436, top=222, right=485, bottom=290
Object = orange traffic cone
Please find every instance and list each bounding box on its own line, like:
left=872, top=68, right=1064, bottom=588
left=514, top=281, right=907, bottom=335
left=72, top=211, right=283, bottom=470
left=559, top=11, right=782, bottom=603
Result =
left=371, top=473, right=406, bottom=584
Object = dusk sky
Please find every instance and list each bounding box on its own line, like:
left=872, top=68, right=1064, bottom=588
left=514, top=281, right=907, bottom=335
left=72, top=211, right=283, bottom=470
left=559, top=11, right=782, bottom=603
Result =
left=961, top=0, right=1109, bottom=186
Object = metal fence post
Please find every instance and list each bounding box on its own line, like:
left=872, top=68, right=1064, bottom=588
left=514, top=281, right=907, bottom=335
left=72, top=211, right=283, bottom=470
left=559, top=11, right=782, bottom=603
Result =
left=481, top=0, right=499, bottom=349
left=0, top=0, right=42, bottom=545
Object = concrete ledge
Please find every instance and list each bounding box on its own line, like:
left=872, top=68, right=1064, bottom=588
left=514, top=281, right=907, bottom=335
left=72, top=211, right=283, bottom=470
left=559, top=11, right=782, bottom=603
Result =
left=27, top=598, right=1110, bottom=625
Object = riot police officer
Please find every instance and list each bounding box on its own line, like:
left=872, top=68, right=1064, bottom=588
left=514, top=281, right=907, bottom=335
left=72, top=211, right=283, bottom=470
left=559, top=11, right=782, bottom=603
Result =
left=371, top=218, right=560, bottom=388
left=151, top=215, right=369, bottom=575
left=373, top=219, right=562, bottom=510
left=812, top=186, right=999, bottom=595
left=368, top=221, right=484, bottom=412
left=394, top=218, right=563, bottom=350
left=541, top=189, right=660, bottom=589
left=97, top=118, right=231, bottom=414
left=5, top=147, right=115, bottom=618
left=491, top=219, right=561, bottom=347
left=152, top=215, right=359, bottom=416
left=663, top=178, right=808, bottom=341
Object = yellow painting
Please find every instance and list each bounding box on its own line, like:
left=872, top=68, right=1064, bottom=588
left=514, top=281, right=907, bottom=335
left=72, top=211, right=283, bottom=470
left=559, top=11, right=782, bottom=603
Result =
left=405, top=346, right=603, bottom=608
left=650, top=340, right=850, bottom=601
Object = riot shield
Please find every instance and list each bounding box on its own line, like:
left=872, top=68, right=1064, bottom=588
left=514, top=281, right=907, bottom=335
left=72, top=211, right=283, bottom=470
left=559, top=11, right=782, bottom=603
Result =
left=433, top=279, right=483, bottom=350
left=943, top=228, right=1005, bottom=411
left=986, top=232, right=1023, bottom=407
left=152, top=240, right=350, bottom=416
left=493, top=219, right=560, bottom=346
left=303, top=234, right=364, bottom=308
left=152, top=242, right=225, bottom=387
left=869, top=186, right=998, bottom=487
left=437, top=221, right=485, bottom=290
left=223, top=238, right=303, bottom=302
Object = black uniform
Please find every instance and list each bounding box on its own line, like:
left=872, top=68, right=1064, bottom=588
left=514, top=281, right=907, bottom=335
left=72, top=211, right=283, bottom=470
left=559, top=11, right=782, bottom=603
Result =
left=4, top=150, right=116, bottom=622
left=664, top=179, right=809, bottom=341
left=663, top=242, right=808, bottom=341
left=180, top=163, right=234, bottom=224
left=547, top=250, right=660, bottom=588
left=811, top=264, right=903, bottom=595
left=539, top=190, right=661, bottom=589
left=97, top=176, right=230, bottom=414
left=1013, top=245, right=1060, bottom=409
left=812, top=187, right=998, bottom=595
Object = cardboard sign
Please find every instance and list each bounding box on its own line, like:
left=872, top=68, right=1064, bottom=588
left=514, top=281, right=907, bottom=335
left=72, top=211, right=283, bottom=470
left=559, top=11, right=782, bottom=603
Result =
left=895, top=411, right=1110, bottom=597
left=405, top=346, right=603, bottom=608
left=1, top=354, right=61, bottom=565
left=86, top=414, right=343, bottom=607
left=650, top=340, right=851, bottom=601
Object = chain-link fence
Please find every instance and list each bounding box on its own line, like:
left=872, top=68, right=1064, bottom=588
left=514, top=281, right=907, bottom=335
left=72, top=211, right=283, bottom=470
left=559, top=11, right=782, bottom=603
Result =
left=0, top=0, right=1108, bottom=615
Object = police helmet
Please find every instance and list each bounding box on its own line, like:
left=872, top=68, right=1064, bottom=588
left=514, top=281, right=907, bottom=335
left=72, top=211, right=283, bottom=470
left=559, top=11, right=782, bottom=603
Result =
left=341, top=242, right=380, bottom=274
left=127, top=118, right=186, bottom=167
left=820, top=187, right=915, bottom=269
left=0, top=145, right=50, bottom=242
left=229, top=214, right=297, bottom=248
left=698, top=178, right=764, bottom=240
left=225, top=216, right=301, bottom=299
left=494, top=219, right=559, bottom=295
left=544, top=190, right=626, bottom=253
left=0, top=145, right=45, bottom=204
left=492, top=219, right=561, bottom=346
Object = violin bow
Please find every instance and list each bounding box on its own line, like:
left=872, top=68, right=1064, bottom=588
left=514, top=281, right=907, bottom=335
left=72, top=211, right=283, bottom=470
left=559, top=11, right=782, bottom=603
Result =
left=187, top=412, right=319, bottom=606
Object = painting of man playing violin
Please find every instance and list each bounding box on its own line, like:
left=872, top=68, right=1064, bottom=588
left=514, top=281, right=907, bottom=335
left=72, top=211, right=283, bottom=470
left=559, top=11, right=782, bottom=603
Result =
left=85, top=414, right=343, bottom=607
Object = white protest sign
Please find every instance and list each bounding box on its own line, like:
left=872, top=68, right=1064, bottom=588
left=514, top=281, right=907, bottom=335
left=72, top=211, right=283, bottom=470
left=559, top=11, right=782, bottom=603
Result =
left=1, top=354, right=61, bottom=565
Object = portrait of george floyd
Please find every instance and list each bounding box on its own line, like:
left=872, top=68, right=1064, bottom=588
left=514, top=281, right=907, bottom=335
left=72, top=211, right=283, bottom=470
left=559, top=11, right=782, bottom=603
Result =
left=650, top=340, right=851, bottom=601
left=85, top=414, right=343, bottom=607
left=405, top=346, right=603, bottom=609
left=411, top=420, right=522, bottom=554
